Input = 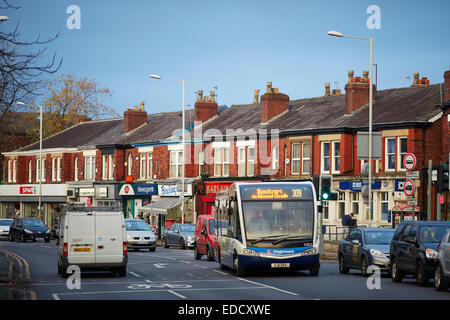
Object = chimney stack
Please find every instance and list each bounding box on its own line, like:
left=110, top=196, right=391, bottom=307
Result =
left=345, top=71, right=376, bottom=115
left=324, top=83, right=331, bottom=96
left=124, top=101, right=148, bottom=133
left=411, top=72, right=430, bottom=86
left=195, top=89, right=218, bottom=123
left=261, top=81, right=289, bottom=124
left=444, top=69, right=450, bottom=103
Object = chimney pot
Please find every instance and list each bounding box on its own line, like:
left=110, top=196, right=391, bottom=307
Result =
left=324, top=83, right=331, bottom=96
left=413, top=72, right=420, bottom=85
left=266, top=82, right=273, bottom=93
left=273, top=88, right=279, bottom=94
left=253, top=89, right=260, bottom=104
left=197, top=90, right=203, bottom=102
left=140, top=100, right=145, bottom=111
left=348, top=71, right=354, bottom=84
left=210, top=91, right=216, bottom=103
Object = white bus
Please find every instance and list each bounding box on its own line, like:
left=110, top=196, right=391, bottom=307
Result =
left=215, top=181, right=320, bottom=276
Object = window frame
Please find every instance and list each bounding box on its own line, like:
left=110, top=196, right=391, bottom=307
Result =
left=385, top=137, right=396, bottom=171
left=291, top=143, right=300, bottom=175
left=302, top=142, right=310, bottom=175
left=321, top=141, right=331, bottom=174
left=398, top=136, right=408, bottom=171
left=332, top=141, right=340, bottom=174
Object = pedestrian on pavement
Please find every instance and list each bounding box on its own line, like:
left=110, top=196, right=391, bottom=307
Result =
left=342, top=212, right=354, bottom=227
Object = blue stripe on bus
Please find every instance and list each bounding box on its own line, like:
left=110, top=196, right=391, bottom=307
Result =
left=247, top=246, right=312, bottom=255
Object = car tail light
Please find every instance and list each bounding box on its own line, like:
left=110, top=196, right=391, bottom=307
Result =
left=123, top=242, right=127, bottom=256
left=63, top=243, right=68, bottom=257
left=437, top=242, right=441, bottom=250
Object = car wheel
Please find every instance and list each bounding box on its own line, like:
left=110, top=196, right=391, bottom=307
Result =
left=233, top=253, right=247, bottom=277
left=360, top=256, right=369, bottom=277
left=416, top=261, right=429, bottom=287
left=434, top=263, right=448, bottom=291
left=180, top=238, right=186, bottom=250
left=162, top=237, right=169, bottom=248
left=149, top=247, right=156, bottom=252
left=391, top=260, right=403, bottom=282
left=194, top=245, right=201, bottom=260
left=57, top=261, right=62, bottom=275
left=207, top=246, right=215, bottom=261
left=339, top=255, right=349, bottom=274
left=8, top=233, right=13, bottom=242
left=309, top=264, right=320, bottom=276
left=61, top=266, right=69, bottom=278
left=21, top=233, right=26, bottom=242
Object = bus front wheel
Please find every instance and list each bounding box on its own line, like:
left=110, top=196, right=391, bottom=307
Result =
left=233, top=253, right=247, bottom=277
left=309, top=264, right=320, bottom=276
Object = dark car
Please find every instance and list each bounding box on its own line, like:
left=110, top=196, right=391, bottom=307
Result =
left=162, top=223, right=195, bottom=249
left=9, top=218, right=51, bottom=242
left=390, top=221, right=450, bottom=286
left=338, top=228, right=395, bottom=276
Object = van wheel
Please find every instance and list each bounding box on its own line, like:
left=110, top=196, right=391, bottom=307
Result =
left=117, top=267, right=126, bottom=277
left=416, top=261, right=429, bottom=286
left=61, top=266, right=69, bottom=278
left=207, top=246, right=215, bottom=261
left=391, top=260, right=403, bottom=282
left=194, top=245, right=201, bottom=260
left=434, top=264, right=448, bottom=291
left=149, top=247, right=156, bottom=252
left=57, top=261, right=61, bottom=275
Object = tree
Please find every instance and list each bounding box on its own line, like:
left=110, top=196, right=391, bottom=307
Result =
left=26, top=74, right=118, bottom=141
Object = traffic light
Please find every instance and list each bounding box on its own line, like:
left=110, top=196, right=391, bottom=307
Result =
left=442, top=163, right=449, bottom=191
left=319, top=175, right=336, bottom=201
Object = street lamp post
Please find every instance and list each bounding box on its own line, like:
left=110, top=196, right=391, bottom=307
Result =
left=150, top=75, right=186, bottom=224
left=0, top=16, right=9, bottom=22
left=328, top=31, right=374, bottom=227
left=17, top=102, right=43, bottom=218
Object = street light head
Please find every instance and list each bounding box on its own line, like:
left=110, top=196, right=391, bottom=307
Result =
left=16, top=101, right=26, bottom=106
left=328, top=30, right=344, bottom=37
left=150, top=74, right=161, bottom=79
left=0, top=16, right=8, bottom=21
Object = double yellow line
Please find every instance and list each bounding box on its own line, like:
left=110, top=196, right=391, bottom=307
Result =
left=0, top=249, right=36, bottom=300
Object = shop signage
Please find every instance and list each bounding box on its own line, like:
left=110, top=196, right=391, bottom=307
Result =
left=394, top=180, right=406, bottom=192
left=158, top=184, right=192, bottom=197
left=0, top=184, right=67, bottom=197
left=119, top=184, right=157, bottom=196
left=338, top=180, right=381, bottom=191
left=20, top=186, right=36, bottom=195
left=205, top=183, right=232, bottom=195
left=79, top=188, right=96, bottom=197
left=125, top=175, right=135, bottom=183
left=97, top=187, right=108, bottom=198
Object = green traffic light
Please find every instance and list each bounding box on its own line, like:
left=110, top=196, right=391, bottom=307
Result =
left=322, top=193, right=329, bottom=200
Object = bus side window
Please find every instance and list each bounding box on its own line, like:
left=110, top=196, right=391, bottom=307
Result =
left=227, top=203, right=235, bottom=238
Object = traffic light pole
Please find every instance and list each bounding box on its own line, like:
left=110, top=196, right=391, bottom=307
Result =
left=427, top=159, right=432, bottom=221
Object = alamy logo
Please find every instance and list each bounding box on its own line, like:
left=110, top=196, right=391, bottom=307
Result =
left=366, top=5, right=381, bottom=30
left=66, top=5, right=81, bottom=30
left=66, top=265, right=81, bottom=290
left=366, top=265, right=381, bottom=290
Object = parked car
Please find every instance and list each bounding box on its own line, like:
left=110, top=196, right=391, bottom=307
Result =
left=338, top=227, right=395, bottom=276
left=194, top=215, right=217, bottom=261
left=162, top=223, right=195, bottom=249
left=390, top=221, right=450, bottom=286
left=434, top=229, right=450, bottom=291
left=125, top=219, right=157, bottom=252
left=57, top=205, right=127, bottom=278
left=8, top=218, right=50, bottom=242
left=0, top=219, right=14, bottom=240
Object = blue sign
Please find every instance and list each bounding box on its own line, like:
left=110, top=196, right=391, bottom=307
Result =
left=394, top=180, right=406, bottom=192
left=339, top=180, right=381, bottom=191
left=135, top=184, right=157, bottom=196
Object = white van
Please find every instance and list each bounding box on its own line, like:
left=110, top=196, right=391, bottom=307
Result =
left=57, top=205, right=128, bottom=278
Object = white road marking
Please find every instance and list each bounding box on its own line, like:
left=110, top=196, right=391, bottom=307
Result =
left=52, top=294, right=60, bottom=300
left=129, top=271, right=141, bottom=278
left=213, top=270, right=228, bottom=276
left=237, top=277, right=299, bottom=296
left=154, top=263, right=168, bottom=268
left=168, top=290, right=187, bottom=299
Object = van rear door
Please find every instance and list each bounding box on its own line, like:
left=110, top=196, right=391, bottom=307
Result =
left=95, top=211, right=124, bottom=264
left=67, top=212, right=96, bottom=264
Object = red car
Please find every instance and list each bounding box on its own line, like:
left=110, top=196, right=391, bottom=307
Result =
left=194, top=215, right=217, bottom=261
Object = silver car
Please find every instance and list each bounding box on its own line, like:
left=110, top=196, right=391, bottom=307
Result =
left=0, top=219, right=14, bottom=239
left=125, top=219, right=157, bottom=252
left=434, top=229, right=450, bottom=291
left=162, top=223, right=195, bottom=249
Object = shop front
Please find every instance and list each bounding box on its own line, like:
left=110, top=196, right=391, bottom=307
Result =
left=118, top=183, right=157, bottom=218
left=157, top=179, right=194, bottom=224
left=0, top=184, right=67, bottom=231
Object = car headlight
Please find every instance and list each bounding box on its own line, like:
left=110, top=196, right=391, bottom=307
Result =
left=24, top=229, right=33, bottom=234
left=370, top=249, right=385, bottom=258
left=426, top=248, right=438, bottom=259
left=243, top=248, right=259, bottom=256
left=46, top=230, right=51, bottom=233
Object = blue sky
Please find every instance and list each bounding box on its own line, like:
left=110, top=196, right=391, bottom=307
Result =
left=2, top=0, right=449, bottom=116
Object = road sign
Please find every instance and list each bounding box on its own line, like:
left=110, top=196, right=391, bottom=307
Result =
left=407, top=198, right=418, bottom=205
left=432, top=170, right=438, bottom=182
left=403, top=153, right=416, bottom=171
left=403, top=179, right=415, bottom=197
left=405, top=170, right=419, bottom=179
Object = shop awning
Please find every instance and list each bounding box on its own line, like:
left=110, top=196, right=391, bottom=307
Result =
left=139, top=198, right=181, bottom=215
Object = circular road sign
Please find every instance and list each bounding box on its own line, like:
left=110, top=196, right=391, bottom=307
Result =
left=403, top=153, right=416, bottom=171
left=403, top=179, right=416, bottom=197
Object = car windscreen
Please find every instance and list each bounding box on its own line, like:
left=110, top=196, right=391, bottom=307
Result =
left=180, top=224, right=195, bottom=233
left=364, top=230, right=395, bottom=244
left=22, top=219, right=45, bottom=227
left=0, top=220, right=13, bottom=226
left=419, top=225, right=450, bottom=243
left=125, top=220, right=151, bottom=231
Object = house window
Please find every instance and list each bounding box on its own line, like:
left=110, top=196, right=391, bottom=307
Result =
left=271, top=146, right=278, bottom=171
left=352, top=192, right=359, bottom=216
left=338, top=192, right=346, bottom=219
left=52, top=158, right=56, bottom=181
left=127, top=154, right=132, bottom=176
left=28, top=160, right=32, bottom=183
left=322, top=142, right=330, bottom=173
left=57, top=157, right=62, bottom=181
left=170, top=151, right=183, bottom=178
left=385, top=138, right=396, bottom=171
left=247, top=147, right=255, bottom=177
left=140, top=153, right=146, bottom=179
left=214, top=148, right=230, bottom=177
left=7, top=160, right=12, bottom=182
left=146, top=152, right=152, bottom=179
left=323, top=201, right=329, bottom=220
left=381, top=192, right=389, bottom=221
left=223, top=148, right=229, bottom=177
left=302, top=142, right=310, bottom=175
left=332, top=141, right=340, bottom=173
left=85, top=156, right=95, bottom=181
left=398, top=137, right=407, bottom=170
left=74, top=157, right=79, bottom=181
left=291, top=143, right=300, bottom=175
left=238, top=147, right=246, bottom=177
left=36, top=158, right=46, bottom=182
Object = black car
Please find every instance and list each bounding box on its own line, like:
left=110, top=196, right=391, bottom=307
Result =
left=338, top=228, right=395, bottom=276
left=390, top=220, right=450, bottom=286
left=8, top=218, right=51, bottom=243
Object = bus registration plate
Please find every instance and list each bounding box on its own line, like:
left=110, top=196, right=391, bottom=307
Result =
left=271, top=263, right=290, bottom=268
